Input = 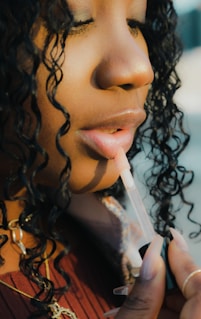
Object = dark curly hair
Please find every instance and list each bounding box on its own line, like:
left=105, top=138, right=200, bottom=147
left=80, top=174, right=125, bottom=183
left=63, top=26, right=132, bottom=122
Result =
left=0, top=0, right=200, bottom=317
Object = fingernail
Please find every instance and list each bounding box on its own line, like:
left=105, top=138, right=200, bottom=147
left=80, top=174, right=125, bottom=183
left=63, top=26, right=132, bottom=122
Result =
left=140, top=235, right=164, bottom=280
left=113, top=285, right=129, bottom=296
left=103, top=307, right=120, bottom=317
left=170, top=227, right=189, bottom=252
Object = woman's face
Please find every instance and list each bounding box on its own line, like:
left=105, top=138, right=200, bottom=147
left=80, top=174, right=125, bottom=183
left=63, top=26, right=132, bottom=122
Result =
left=35, top=0, right=154, bottom=193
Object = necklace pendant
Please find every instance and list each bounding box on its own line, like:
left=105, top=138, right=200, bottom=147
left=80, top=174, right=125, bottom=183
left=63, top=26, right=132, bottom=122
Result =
left=49, top=300, right=78, bottom=319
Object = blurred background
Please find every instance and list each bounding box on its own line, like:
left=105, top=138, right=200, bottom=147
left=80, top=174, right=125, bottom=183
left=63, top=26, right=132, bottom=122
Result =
left=175, top=0, right=201, bottom=49
left=171, top=1, right=201, bottom=264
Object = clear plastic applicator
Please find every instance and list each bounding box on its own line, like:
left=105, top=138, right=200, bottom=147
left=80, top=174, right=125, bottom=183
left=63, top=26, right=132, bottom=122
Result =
left=114, top=147, right=177, bottom=291
left=104, top=148, right=177, bottom=318
left=114, top=147, right=156, bottom=245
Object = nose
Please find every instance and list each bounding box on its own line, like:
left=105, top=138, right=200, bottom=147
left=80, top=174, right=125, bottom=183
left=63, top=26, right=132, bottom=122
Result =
left=95, top=33, right=154, bottom=90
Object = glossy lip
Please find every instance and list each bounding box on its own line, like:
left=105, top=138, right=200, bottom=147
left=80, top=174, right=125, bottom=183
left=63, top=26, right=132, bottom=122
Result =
left=77, top=109, right=146, bottom=159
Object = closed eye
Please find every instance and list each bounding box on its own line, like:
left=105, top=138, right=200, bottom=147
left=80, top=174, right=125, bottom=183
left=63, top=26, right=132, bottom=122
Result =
left=127, top=19, right=146, bottom=36
left=69, top=18, right=94, bottom=35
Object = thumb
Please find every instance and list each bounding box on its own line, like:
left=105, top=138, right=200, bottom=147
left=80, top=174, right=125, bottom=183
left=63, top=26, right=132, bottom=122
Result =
left=116, top=235, right=166, bottom=319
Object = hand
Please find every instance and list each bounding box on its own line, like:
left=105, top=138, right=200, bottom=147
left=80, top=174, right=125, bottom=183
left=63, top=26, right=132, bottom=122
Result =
left=115, top=230, right=201, bottom=319
left=166, top=228, right=201, bottom=319
left=115, top=235, right=166, bottom=319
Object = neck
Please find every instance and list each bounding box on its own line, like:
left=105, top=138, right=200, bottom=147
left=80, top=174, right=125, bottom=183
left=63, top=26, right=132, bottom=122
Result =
left=4, top=198, right=25, bottom=222
left=1, top=188, right=26, bottom=221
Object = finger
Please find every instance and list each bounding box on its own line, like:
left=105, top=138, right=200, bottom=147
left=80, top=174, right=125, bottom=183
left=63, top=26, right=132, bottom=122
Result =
left=115, top=235, right=166, bottom=319
left=180, top=294, right=201, bottom=319
left=168, top=228, right=201, bottom=299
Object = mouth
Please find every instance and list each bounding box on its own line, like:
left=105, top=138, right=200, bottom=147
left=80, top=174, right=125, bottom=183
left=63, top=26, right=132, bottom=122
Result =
left=99, top=128, right=120, bottom=134
left=77, top=110, right=146, bottom=159
left=78, top=128, right=134, bottom=159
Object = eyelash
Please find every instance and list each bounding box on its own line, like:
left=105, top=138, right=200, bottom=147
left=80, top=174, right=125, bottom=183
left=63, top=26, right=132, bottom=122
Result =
left=127, top=19, right=146, bottom=36
left=69, top=18, right=94, bottom=35
left=69, top=18, right=146, bottom=36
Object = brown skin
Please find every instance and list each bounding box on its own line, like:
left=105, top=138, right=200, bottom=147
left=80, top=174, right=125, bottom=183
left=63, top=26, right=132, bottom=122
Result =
left=0, top=1, right=153, bottom=196
left=0, top=0, right=153, bottom=271
left=115, top=233, right=201, bottom=319
left=33, top=0, right=154, bottom=193
left=2, top=1, right=201, bottom=318
left=0, top=0, right=153, bottom=276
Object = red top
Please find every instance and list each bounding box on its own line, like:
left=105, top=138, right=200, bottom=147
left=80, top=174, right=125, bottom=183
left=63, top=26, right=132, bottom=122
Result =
left=0, top=195, right=133, bottom=318
left=0, top=238, right=123, bottom=319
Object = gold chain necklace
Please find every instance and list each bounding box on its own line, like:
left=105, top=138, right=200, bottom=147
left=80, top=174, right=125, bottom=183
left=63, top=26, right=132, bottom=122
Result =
left=0, top=221, right=79, bottom=319
left=0, top=277, right=78, bottom=319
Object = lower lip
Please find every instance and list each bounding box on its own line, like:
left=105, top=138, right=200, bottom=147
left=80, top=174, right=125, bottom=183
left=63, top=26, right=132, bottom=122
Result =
left=77, top=128, right=135, bottom=159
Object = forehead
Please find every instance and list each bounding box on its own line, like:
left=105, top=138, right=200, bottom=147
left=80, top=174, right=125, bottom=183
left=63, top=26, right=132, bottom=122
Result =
left=67, top=0, right=92, bottom=12
left=67, top=0, right=147, bottom=12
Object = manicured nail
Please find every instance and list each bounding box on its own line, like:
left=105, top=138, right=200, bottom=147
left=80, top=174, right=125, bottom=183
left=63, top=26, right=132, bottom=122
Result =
left=140, top=235, right=164, bottom=280
left=103, top=307, right=120, bottom=317
left=113, top=285, right=129, bottom=296
left=170, top=227, right=189, bottom=252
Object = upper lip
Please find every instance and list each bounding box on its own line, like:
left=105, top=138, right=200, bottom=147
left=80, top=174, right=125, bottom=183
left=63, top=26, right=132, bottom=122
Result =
left=81, top=109, right=146, bottom=131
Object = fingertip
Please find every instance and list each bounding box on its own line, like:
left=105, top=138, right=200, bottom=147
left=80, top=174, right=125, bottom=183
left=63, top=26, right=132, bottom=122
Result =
left=168, top=229, right=199, bottom=297
left=140, top=235, right=165, bottom=280
left=169, top=228, right=189, bottom=252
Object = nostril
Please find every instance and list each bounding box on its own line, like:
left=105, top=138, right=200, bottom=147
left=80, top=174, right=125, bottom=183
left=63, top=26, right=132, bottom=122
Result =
left=119, top=83, right=133, bottom=90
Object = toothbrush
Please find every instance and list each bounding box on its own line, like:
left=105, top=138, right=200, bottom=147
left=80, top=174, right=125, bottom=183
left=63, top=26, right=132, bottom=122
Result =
left=114, top=147, right=155, bottom=244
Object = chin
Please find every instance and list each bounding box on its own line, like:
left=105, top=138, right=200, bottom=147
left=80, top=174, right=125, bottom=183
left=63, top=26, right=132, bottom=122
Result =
left=69, top=157, right=119, bottom=194
left=69, top=173, right=119, bottom=194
